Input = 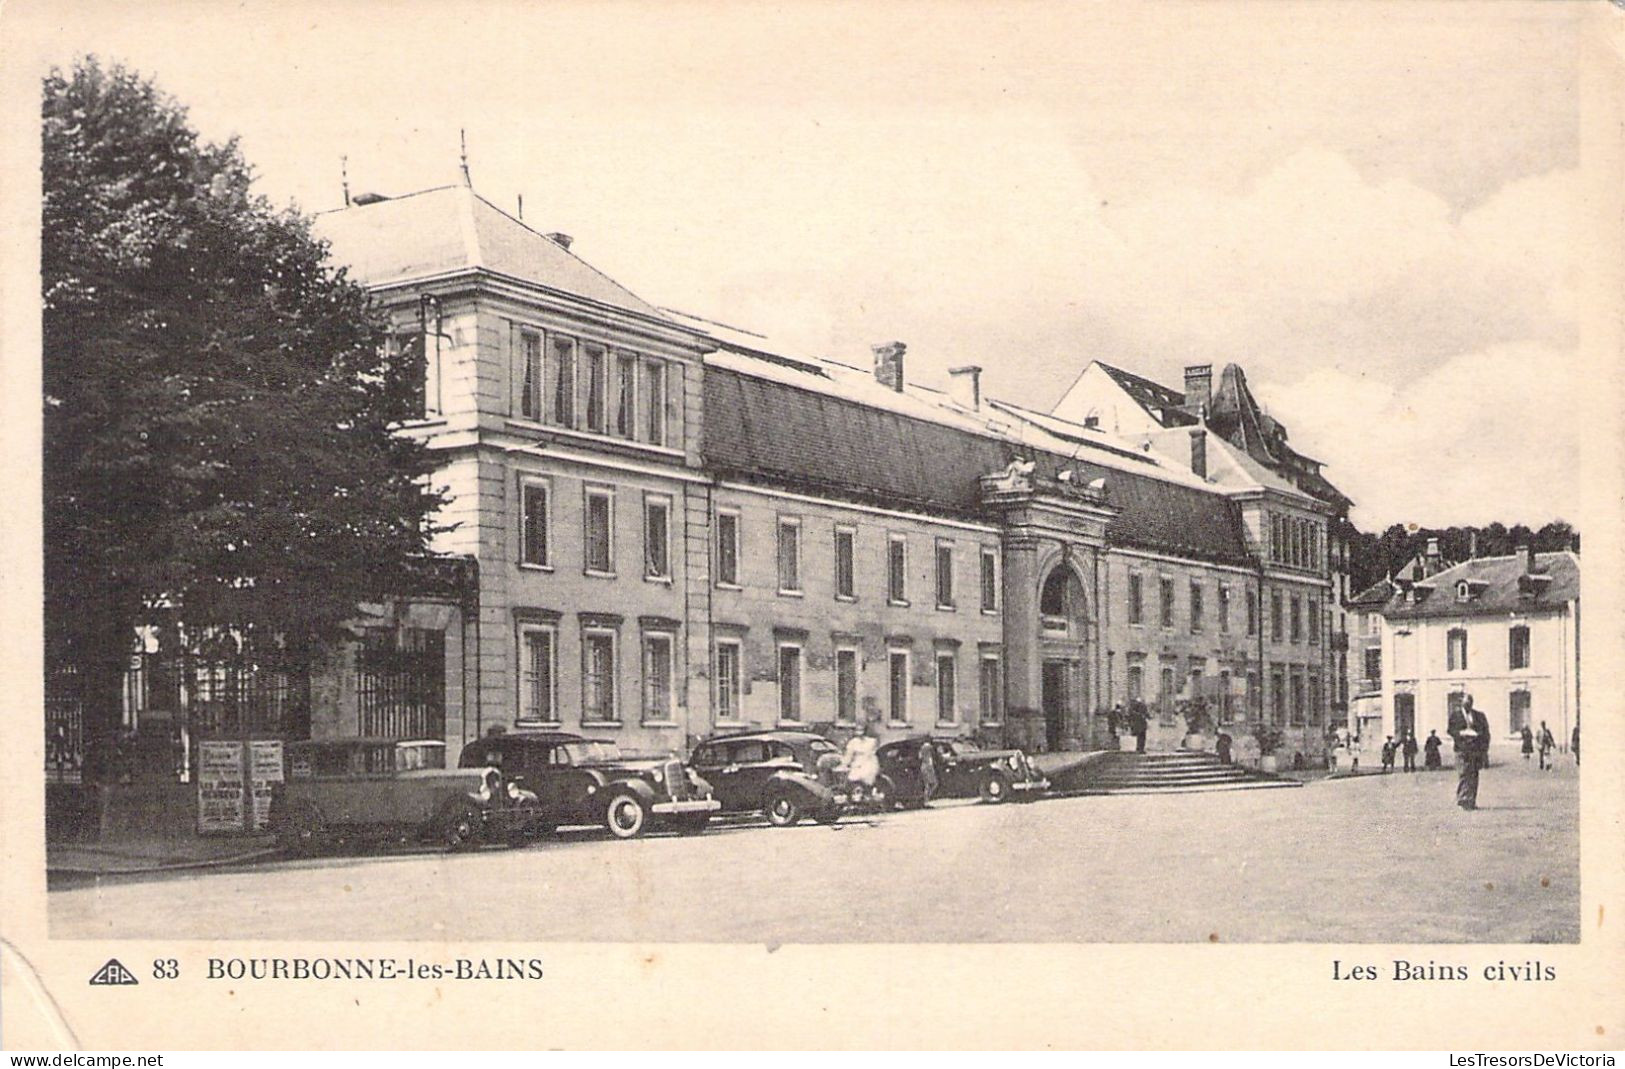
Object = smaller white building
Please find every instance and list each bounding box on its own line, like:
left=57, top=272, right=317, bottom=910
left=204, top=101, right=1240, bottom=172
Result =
left=1379, top=549, right=1579, bottom=759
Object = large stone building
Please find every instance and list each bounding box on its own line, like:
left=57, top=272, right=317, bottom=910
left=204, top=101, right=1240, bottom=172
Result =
left=290, top=179, right=1347, bottom=764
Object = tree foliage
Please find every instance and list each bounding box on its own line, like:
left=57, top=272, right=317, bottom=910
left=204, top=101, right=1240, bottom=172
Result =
left=43, top=57, right=446, bottom=674
left=1346, top=520, right=1578, bottom=593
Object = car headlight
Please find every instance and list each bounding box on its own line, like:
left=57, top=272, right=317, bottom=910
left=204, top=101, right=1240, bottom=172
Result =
left=650, top=766, right=665, bottom=785
left=1007, top=755, right=1021, bottom=771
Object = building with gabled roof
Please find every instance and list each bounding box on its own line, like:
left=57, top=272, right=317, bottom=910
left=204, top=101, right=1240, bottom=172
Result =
left=1377, top=548, right=1579, bottom=761
left=302, top=177, right=1345, bottom=764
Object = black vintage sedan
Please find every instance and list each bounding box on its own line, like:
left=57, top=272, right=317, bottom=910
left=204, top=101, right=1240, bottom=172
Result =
left=875, top=736, right=1048, bottom=807
left=688, top=730, right=879, bottom=827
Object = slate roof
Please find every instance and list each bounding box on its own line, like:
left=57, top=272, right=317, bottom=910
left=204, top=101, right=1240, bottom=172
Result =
left=1382, top=552, right=1579, bottom=620
left=314, top=185, right=669, bottom=322
left=704, top=366, right=1255, bottom=567
left=1097, top=363, right=1200, bottom=428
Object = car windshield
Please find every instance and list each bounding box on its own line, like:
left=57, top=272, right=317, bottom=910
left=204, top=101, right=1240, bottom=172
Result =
left=809, top=739, right=838, bottom=756
left=947, top=739, right=978, bottom=754
left=559, top=741, right=622, bottom=764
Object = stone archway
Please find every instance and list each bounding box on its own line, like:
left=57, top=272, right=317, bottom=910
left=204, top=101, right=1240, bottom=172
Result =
left=1037, top=560, right=1090, bottom=751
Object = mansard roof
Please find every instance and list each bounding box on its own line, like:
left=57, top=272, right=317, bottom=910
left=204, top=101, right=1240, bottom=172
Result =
left=703, top=365, right=1256, bottom=567
left=313, top=185, right=669, bottom=322
left=1382, top=552, right=1579, bottom=620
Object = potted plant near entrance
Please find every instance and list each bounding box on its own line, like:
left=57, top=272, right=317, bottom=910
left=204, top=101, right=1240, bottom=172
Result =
left=1181, top=698, right=1214, bottom=752
left=1252, top=723, right=1285, bottom=773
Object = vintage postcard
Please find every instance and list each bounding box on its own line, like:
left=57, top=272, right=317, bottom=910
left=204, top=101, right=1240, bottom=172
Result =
left=1, top=0, right=1622, bottom=1052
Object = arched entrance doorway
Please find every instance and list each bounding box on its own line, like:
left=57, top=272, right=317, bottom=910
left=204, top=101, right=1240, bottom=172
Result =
left=1038, top=563, right=1089, bottom=751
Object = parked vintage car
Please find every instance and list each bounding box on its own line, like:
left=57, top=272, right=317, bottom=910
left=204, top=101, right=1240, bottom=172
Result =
left=876, top=735, right=1049, bottom=807
left=456, top=731, right=719, bottom=839
left=270, top=738, right=547, bottom=854
left=688, top=729, right=887, bottom=826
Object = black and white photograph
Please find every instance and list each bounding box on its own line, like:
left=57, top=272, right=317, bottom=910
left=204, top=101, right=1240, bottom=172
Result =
left=1, top=0, right=1621, bottom=1053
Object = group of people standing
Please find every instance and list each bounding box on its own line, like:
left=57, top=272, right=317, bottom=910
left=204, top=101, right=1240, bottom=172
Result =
left=1519, top=721, right=1560, bottom=770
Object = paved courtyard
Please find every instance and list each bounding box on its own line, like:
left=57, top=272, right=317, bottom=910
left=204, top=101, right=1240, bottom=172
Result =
left=50, top=758, right=1578, bottom=943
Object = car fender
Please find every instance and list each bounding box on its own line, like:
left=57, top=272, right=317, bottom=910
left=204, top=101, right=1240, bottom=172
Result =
left=767, top=771, right=837, bottom=805
left=598, top=776, right=657, bottom=804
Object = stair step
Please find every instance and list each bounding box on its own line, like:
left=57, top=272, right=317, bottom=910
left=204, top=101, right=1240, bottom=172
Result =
left=1082, top=780, right=1302, bottom=796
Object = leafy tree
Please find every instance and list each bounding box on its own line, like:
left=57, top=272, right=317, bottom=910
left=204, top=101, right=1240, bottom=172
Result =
left=43, top=58, right=446, bottom=744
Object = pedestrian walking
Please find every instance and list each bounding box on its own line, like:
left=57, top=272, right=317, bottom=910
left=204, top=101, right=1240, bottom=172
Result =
left=1129, top=699, right=1148, bottom=754
left=1520, top=726, right=1534, bottom=763
left=1349, top=732, right=1362, bottom=773
left=1448, top=695, right=1491, bottom=810
left=1402, top=732, right=1418, bottom=772
left=917, top=739, right=939, bottom=804
left=1423, top=729, right=1442, bottom=770
left=1537, top=721, right=1555, bottom=771
left=1380, top=736, right=1396, bottom=773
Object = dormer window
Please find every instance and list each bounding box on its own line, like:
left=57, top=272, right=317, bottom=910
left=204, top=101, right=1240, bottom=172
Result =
left=1456, top=580, right=1471, bottom=602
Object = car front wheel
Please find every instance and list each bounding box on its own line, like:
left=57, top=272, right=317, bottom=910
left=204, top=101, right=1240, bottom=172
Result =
left=603, top=791, right=650, bottom=839
left=764, top=792, right=802, bottom=827
left=979, top=771, right=1011, bottom=804
left=443, top=800, right=485, bottom=851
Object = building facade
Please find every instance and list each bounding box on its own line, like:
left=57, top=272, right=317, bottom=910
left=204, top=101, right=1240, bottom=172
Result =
left=304, top=179, right=1347, bottom=765
left=1377, top=549, right=1579, bottom=761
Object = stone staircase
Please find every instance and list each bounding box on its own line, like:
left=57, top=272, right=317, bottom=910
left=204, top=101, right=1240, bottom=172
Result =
left=1052, top=750, right=1301, bottom=795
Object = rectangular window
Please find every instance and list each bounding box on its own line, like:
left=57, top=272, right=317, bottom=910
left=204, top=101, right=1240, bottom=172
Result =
left=1290, top=671, right=1306, bottom=726
left=715, top=641, right=743, bottom=723
left=1364, top=646, right=1382, bottom=684
left=519, top=479, right=550, bottom=567
left=1270, top=591, right=1283, bottom=642
left=519, top=331, right=543, bottom=419
left=1270, top=666, right=1286, bottom=725
left=1159, top=665, right=1176, bottom=714
left=716, top=510, right=740, bottom=587
left=1509, top=625, right=1530, bottom=670
left=936, top=653, right=957, bottom=724
left=1289, top=596, right=1302, bottom=642
left=613, top=353, right=637, bottom=438
left=935, top=541, right=955, bottom=609
left=582, top=631, right=617, bottom=722
left=584, top=487, right=614, bottom=575
left=644, top=359, right=666, bottom=445
left=1448, top=628, right=1468, bottom=672
left=978, top=655, right=1002, bottom=725
left=888, top=649, right=910, bottom=724
left=980, top=548, right=998, bottom=613
left=1246, top=671, right=1259, bottom=717
left=1308, top=672, right=1322, bottom=726
left=1247, top=589, right=1259, bottom=636
left=1160, top=577, right=1175, bottom=629
left=835, top=648, right=859, bottom=723
left=644, top=496, right=671, bottom=580
left=1509, top=690, right=1531, bottom=734
left=1218, top=668, right=1233, bottom=724
left=1218, top=584, right=1231, bottom=633
left=1128, top=573, right=1144, bottom=625
left=551, top=335, right=576, bottom=427
left=518, top=625, right=556, bottom=724
left=887, top=535, right=908, bottom=604
left=1190, top=582, right=1204, bottom=633
left=583, top=344, right=607, bottom=432
left=1307, top=597, right=1320, bottom=645
left=834, top=527, right=856, bottom=600
left=643, top=633, right=674, bottom=722
left=1127, top=663, right=1144, bottom=701
left=777, top=517, right=802, bottom=593
left=777, top=644, right=802, bottom=723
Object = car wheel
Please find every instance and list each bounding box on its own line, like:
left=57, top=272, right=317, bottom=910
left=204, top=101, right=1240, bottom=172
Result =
left=875, top=774, right=908, bottom=811
left=603, top=791, right=650, bottom=839
left=764, top=792, right=802, bottom=827
left=979, top=771, right=1012, bottom=804
left=672, top=814, right=710, bottom=835
left=442, top=800, right=485, bottom=851
left=278, top=801, right=327, bottom=857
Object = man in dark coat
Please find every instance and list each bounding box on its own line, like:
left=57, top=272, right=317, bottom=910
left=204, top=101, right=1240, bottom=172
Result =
left=1129, top=699, right=1148, bottom=754
left=1401, top=732, right=1418, bottom=772
left=1423, top=729, right=1443, bottom=770
left=1448, top=695, right=1492, bottom=810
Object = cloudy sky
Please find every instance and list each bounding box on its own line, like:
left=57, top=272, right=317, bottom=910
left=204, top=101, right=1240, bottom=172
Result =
left=12, top=1, right=1591, bottom=529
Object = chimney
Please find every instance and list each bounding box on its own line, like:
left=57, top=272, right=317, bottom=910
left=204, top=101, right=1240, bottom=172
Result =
left=947, top=365, right=982, bottom=410
left=1183, top=364, right=1213, bottom=416
left=872, top=341, right=907, bottom=393
left=1516, top=544, right=1533, bottom=574
left=1425, top=537, right=1441, bottom=577
left=545, top=232, right=574, bottom=251
left=1189, top=427, right=1208, bottom=479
